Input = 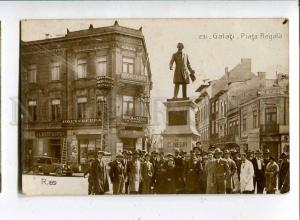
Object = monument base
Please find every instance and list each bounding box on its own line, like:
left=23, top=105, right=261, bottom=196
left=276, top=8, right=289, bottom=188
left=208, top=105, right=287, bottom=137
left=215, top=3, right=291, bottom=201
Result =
left=161, top=98, right=200, bottom=153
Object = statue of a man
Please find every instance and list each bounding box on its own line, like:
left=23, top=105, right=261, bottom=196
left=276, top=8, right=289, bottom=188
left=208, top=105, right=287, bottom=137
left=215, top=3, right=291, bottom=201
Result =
left=169, top=42, right=196, bottom=99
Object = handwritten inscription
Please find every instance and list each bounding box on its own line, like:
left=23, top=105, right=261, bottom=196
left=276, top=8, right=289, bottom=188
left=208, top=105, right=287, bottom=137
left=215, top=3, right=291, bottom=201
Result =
left=41, top=178, right=57, bottom=186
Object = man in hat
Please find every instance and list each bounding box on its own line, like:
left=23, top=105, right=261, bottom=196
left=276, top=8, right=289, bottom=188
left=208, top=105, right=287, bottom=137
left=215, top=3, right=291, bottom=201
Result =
left=265, top=156, right=279, bottom=194
left=213, top=148, right=230, bottom=194
left=165, top=153, right=176, bottom=194
left=185, top=151, right=202, bottom=194
left=150, top=150, right=159, bottom=192
left=109, top=153, right=125, bottom=195
left=278, top=152, right=289, bottom=193
left=127, top=151, right=142, bottom=194
left=169, top=42, right=196, bottom=99
left=263, top=148, right=271, bottom=166
left=240, top=151, right=255, bottom=194
left=173, top=148, right=185, bottom=193
left=123, top=150, right=132, bottom=194
left=141, top=153, right=154, bottom=194
left=231, top=149, right=241, bottom=193
left=251, top=150, right=265, bottom=194
left=223, top=150, right=237, bottom=194
left=84, top=158, right=94, bottom=195
left=205, top=150, right=216, bottom=194
left=90, top=151, right=109, bottom=195
left=155, top=152, right=167, bottom=194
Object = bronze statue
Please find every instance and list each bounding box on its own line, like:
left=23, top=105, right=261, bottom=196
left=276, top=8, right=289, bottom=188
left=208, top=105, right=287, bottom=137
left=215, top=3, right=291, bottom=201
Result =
left=169, top=42, right=196, bottom=99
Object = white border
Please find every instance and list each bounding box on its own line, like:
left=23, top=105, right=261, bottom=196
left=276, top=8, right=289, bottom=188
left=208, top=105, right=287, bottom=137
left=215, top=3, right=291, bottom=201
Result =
left=0, top=1, right=299, bottom=220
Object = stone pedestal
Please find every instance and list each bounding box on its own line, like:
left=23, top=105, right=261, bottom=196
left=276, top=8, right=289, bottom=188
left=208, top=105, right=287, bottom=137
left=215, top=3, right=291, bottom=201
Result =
left=162, top=98, right=200, bottom=153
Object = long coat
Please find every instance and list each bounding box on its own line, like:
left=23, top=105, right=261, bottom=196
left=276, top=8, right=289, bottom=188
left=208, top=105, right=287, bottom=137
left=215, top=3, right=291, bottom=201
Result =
left=127, top=159, right=142, bottom=193
left=205, top=159, right=216, bottom=194
left=169, top=51, right=194, bottom=84
left=265, top=161, right=279, bottom=193
left=165, top=163, right=176, bottom=194
left=213, top=158, right=230, bottom=194
left=90, top=159, right=109, bottom=194
left=185, top=159, right=201, bottom=193
left=240, top=159, right=254, bottom=192
left=155, top=159, right=167, bottom=194
left=141, top=161, right=154, bottom=194
left=226, top=158, right=237, bottom=190
left=279, top=160, right=289, bottom=189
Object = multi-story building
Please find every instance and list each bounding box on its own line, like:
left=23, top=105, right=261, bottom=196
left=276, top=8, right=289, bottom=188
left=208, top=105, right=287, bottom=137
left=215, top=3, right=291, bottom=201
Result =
left=195, top=81, right=214, bottom=150
left=195, top=58, right=289, bottom=160
left=21, top=22, right=152, bottom=168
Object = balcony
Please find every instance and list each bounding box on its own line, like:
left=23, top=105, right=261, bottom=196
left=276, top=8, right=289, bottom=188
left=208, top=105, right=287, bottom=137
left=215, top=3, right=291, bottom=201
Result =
left=122, top=115, right=148, bottom=124
left=260, top=124, right=279, bottom=134
left=96, top=76, right=114, bottom=90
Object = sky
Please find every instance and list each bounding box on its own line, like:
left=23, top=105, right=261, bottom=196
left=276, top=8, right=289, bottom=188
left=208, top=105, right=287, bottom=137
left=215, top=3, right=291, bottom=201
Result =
left=22, top=19, right=289, bottom=100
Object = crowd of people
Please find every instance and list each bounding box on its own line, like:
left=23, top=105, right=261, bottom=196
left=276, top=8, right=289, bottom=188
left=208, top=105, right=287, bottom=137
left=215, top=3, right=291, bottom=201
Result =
left=84, top=142, right=290, bottom=195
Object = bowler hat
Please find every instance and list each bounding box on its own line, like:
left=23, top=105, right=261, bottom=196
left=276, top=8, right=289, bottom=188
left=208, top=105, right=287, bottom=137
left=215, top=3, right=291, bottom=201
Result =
left=214, top=148, right=222, bottom=154
left=167, top=153, right=174, bottom=158
left=264, top=149, right=270, bottom=154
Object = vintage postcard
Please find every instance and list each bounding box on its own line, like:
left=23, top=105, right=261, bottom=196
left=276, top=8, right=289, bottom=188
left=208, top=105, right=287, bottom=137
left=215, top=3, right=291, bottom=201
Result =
left=20, top=19, right=289, bottom=195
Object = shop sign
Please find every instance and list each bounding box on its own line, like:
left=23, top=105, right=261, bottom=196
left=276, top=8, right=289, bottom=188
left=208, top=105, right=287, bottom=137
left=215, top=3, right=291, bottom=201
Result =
left=122, top=115, right=148, bottom=124
left=35, top=130, right=66, bottom=137
left=120, top=73, right=148, bottom=83
left=119, top=130, right=145, bottom=138
left=62, top=118, right=102, bottom=127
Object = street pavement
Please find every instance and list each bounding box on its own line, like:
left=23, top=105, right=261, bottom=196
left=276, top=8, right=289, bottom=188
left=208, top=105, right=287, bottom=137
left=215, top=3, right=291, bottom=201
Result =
left=22, top=174, right=113, bottom=196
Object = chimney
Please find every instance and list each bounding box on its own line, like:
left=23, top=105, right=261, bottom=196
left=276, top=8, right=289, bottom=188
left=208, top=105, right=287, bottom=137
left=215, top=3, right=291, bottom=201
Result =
left=257, top=72, right=266, bottom=80
left=241, top=58, right=251, bottom=72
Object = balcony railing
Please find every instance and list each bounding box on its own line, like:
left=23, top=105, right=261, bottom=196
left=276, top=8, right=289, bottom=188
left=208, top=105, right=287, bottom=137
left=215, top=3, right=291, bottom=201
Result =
left=119, top=73, right=148, bottom=84
left=96, top=76, right=114, bottom=90
left=122, top=115, right=148, bottom=124
left=260, top=124, right=279, bottom=133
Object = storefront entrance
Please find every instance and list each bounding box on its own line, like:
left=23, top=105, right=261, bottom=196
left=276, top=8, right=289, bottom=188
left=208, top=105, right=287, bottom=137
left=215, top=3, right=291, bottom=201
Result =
left=48, top=139, right=62, bottom=161
left=123, top=138, right=136, bottom=152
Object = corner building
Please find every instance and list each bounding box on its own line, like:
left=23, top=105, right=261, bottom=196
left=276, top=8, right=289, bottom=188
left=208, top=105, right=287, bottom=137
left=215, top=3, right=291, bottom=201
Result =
left=21, top=22, right=152, bottom=168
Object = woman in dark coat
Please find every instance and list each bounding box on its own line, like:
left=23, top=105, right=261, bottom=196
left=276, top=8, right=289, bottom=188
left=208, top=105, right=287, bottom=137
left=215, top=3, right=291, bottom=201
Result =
left=90, top=151, right=109, bottom=195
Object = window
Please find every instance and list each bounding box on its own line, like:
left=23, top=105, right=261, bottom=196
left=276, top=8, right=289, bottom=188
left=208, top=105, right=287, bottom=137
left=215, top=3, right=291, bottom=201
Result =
left=28, top=65, right=37, bottom=83
left=224, top=101, right=227, bottom=117
left=220, top=101, right=223, bottom=116
left=211, top=102, right=215, bottom=113
left=122, top=57, right=134, bottom=74
left=265, top=107, right=277, bottom=124
left=96, top=96, right=105, bottom=118
left=28, top=100, right=37, bottom=121
left=77, top=97, right=87, bottom=119
left=96, top=56, right=107, bottom=77
left=242, top=115, right=247, bottom=131
left=77, top=58, right=87, bottom=79
left=253, top=110, right=258, bottom=128
left=51, top=99, right=61, bottom=121
left=211, top=120, right=215, bottom=134
left=123, top=96, right=134, bottom=116
left=51, top=62, right=60, bottom=81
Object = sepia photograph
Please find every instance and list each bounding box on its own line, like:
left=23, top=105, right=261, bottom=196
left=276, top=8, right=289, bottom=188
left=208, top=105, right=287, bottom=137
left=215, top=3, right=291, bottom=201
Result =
left=20, top=18, right=289, bottom=196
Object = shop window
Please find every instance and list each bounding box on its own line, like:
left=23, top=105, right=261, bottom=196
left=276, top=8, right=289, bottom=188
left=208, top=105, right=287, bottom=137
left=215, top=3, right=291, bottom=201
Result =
left=77, top=58, right=87, bottom=79
left=96, top=56, right=107, bottom=77
left=28, top=100, right=37, bottom=122
left=122, top=57, right=134, bottom=74
left=265, top=107, right=277, bottom=124
left=123, top=96, right=134, bottom=116
left=51, top=99, right=61, bottom=121
left=28, top=64, right=37, bottom=83
left=77, top=97, right=87, bottom=119
left=79, top=139, right=88, bottom=164
left=51, top=62, right=60, bottom=81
